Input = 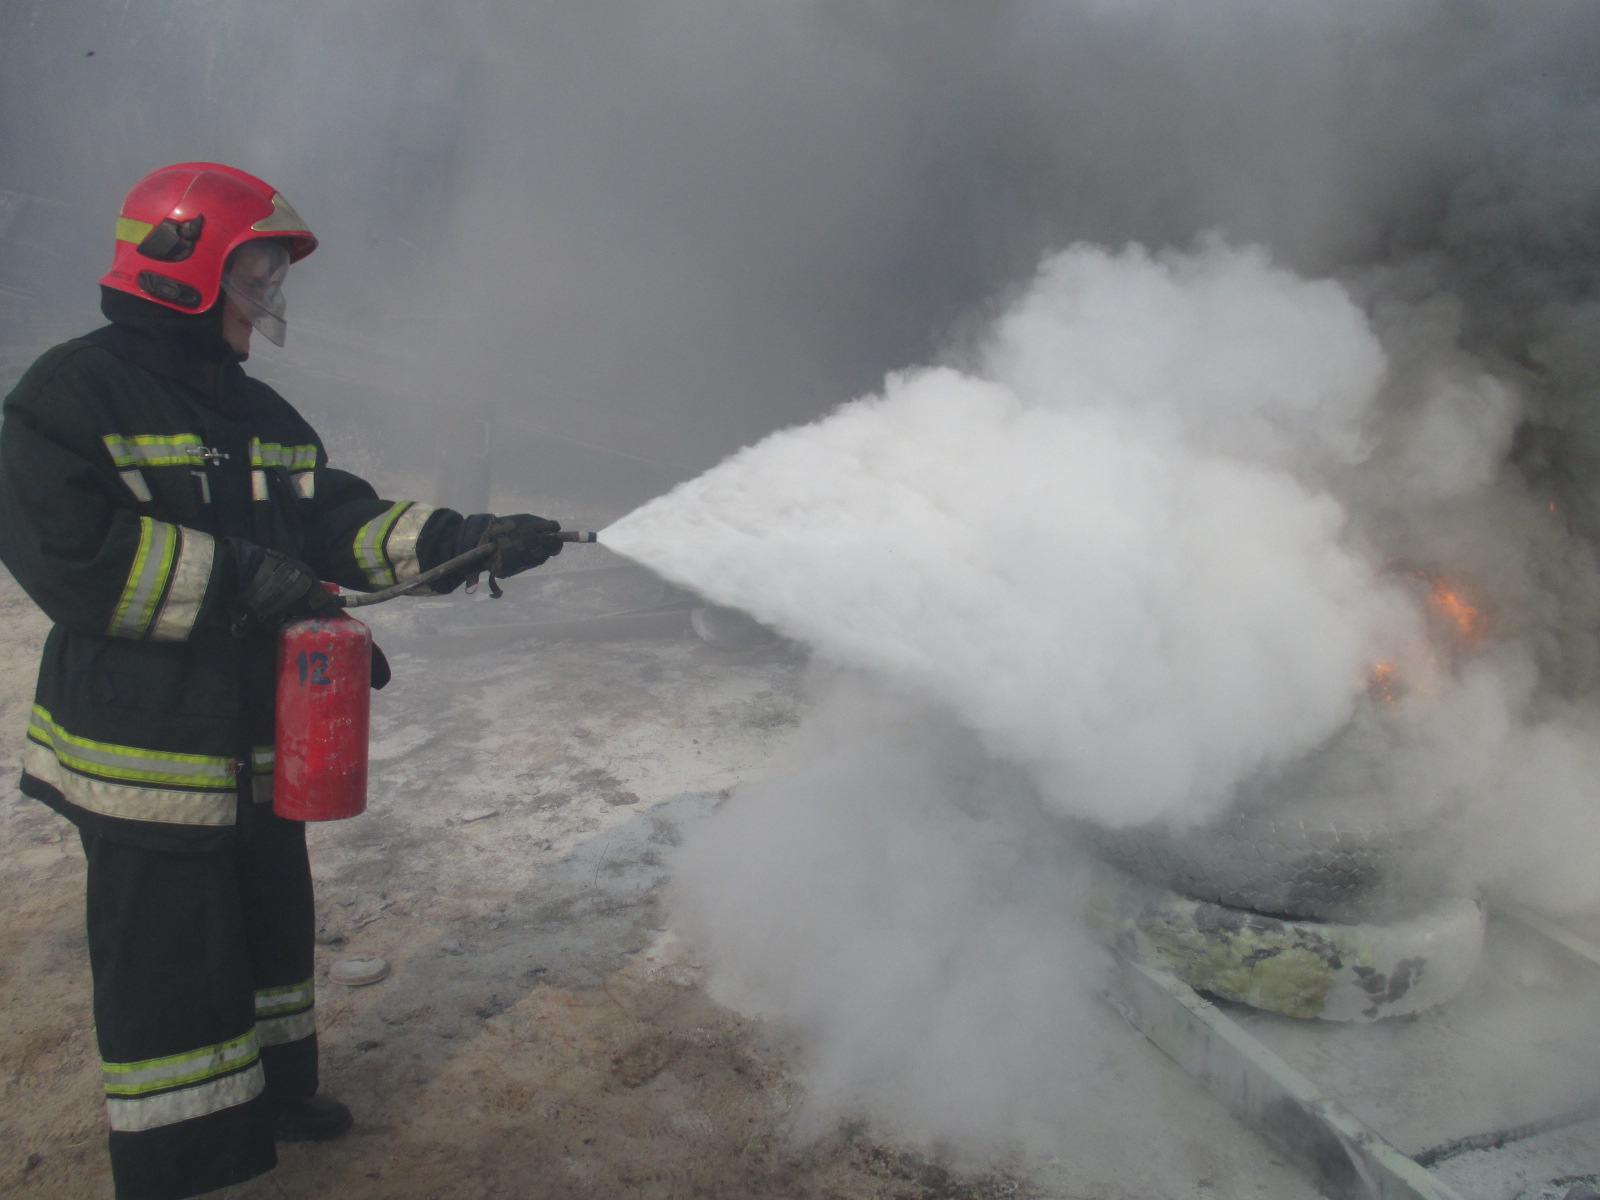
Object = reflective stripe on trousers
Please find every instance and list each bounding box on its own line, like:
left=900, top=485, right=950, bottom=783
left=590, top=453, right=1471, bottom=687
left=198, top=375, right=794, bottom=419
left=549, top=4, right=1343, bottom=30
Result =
left=255, top=978, right=315, bottom=1047
left=104, top=1031, right=265, bottom=1133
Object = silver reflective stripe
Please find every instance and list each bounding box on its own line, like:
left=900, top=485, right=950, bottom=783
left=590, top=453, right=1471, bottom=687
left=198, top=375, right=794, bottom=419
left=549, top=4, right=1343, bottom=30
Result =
left=24, top=741, right=236, bottom=825
left=108, top=517, right=176, bottom=638
left=119, top=469, right=152, bottom=503
left=251, top=469, right=269, bottom=502
left=193, top=470, right=212, bottom=505
left=385, top=502, right=434, bottom=582
left=256, top=979, right=314, bottom=1045
left=249, top=439, right=318, bottom=472
left=104, top=1030, right=258, bottom=1095
left=102, top=433, right=207, bottom=469
left=292, top=470, right=315, bottom=498
left=257, top=1010, right=316, bottom=1047
left=354, top=502, right=413, bottom=589
left=250, top=745, right=275, bottom=804
left=150, top=527, right=215, bottom=642
left=255, top=978, right=313, bottom=1017
left=106, top=1061, right=264, bottom=1132
left=29, top=705, right=236, bottom=787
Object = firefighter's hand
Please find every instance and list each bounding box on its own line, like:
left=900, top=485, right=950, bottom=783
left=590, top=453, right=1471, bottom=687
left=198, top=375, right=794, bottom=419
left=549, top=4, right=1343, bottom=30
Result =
left=461, top=513, right=563, bottom=578
left=225, top=538, right=339, bottom=629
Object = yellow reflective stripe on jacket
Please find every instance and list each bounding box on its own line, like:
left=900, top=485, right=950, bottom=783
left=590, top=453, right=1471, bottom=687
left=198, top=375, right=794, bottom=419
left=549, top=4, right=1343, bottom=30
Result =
left=108, top=516, right=177, bottom=637
left=23, top=741, right=235, bottom=825
left=354, top=501, right=433, bottom=589
left=102, top=433, right=207, bottom=469
left=249, top=439, right=319, bottom=503
left=105, top=519, right=214, bottom=641
left=248, top=438, right=318, bottom=472
left=28, top=705, right=236, bottom=788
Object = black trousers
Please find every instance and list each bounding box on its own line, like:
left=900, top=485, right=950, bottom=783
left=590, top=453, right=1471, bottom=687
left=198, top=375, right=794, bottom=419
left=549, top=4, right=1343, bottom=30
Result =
left=79, top=798, right=319, bottom=1200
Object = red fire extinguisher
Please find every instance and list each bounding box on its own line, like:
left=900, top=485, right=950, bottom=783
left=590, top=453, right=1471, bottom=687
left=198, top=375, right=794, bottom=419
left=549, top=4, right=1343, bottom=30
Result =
left=270, top=530, right=598, bottom=821
left=274, top=589, right=371, bottom=821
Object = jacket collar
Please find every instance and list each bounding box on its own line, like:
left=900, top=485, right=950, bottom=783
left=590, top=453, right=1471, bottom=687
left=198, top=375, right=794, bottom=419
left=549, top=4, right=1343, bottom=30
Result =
left=89, top=287, right=251, bottom=410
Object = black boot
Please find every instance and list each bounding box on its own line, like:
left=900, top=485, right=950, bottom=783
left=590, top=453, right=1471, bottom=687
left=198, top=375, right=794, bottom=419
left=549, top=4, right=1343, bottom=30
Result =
left=272, top=1094, right=353, bottom=1142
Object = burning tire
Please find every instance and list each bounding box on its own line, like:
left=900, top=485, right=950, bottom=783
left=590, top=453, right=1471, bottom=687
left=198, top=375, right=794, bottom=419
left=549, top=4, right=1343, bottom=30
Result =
left=1076, top=807, right=1449, bottom=924
left=1083, top=859, right=1485, bottom=1021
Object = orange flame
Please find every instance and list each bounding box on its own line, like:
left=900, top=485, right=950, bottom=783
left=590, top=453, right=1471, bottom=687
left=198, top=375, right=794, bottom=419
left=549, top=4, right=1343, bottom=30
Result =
left=1367, top=661, right=1403, bottom=703
left=1428, top=579, right=1486, bottom=644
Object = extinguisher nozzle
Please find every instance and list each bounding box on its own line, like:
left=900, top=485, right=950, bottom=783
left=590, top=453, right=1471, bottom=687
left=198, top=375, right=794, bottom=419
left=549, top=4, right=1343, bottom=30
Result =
left=559, top=530, right=599, bottom=542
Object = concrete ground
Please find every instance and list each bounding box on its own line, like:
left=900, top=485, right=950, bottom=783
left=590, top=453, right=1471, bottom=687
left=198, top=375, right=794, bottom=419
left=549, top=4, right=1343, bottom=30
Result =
left=0, top=554, right=1330, bottom=1200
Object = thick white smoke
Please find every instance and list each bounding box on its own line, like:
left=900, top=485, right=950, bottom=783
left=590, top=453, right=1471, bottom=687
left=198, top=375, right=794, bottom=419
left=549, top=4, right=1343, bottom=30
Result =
left=604, top=239, right=1600, bottom=1153
left=608, top=242, right=1421, bottom=828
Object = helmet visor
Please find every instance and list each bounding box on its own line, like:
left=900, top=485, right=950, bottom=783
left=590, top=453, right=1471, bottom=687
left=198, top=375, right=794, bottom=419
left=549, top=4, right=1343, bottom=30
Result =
left=221, top=239, right=291, bottom=346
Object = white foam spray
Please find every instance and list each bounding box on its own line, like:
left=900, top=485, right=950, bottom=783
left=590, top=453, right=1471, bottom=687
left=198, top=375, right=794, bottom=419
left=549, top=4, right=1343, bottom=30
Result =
left=602, top=240, right=1600, bottom=1158
left=607, top=242, right=1420, bottom=828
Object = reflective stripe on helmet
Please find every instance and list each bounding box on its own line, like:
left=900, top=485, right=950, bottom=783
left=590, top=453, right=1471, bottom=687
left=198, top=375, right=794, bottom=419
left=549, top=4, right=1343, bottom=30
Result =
left=104, top=1031, right=263, bottom=1132
left=101, top=162, right=317, bottom=315
left=114, top=217, right=155, bottom=244
left=252, top=192, right=312, bottom=236
left=354, top=501, right=434, bottom=589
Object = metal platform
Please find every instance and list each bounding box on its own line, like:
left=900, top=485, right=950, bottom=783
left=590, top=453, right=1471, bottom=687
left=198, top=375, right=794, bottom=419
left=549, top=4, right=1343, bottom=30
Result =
left=1107, top=905, right=1600, bottom=1200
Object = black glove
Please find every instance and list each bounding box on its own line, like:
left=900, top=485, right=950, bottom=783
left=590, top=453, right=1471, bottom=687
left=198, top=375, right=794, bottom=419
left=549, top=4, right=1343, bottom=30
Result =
left=225, top=537, right=339, bottom=631
left=458, top=513, right=563, bottom=579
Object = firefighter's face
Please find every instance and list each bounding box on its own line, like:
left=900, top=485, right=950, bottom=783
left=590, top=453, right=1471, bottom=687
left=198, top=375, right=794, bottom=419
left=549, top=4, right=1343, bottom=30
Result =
left=219, top=240, right=291, bottom=353
left=221, top=289, right=256, bottom=354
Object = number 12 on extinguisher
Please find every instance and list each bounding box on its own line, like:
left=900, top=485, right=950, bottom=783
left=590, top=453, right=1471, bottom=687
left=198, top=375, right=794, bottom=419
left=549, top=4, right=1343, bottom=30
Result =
left=296, top=650, right=332, bottom=686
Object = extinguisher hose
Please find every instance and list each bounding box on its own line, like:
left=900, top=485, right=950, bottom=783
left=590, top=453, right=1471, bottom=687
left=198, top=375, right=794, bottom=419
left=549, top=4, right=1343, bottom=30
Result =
left=338, top=529, right=599, bottom=609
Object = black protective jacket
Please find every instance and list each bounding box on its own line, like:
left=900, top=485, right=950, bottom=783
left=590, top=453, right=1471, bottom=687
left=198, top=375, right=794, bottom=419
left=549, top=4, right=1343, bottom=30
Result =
left=0, top=292, right=464, bottom=850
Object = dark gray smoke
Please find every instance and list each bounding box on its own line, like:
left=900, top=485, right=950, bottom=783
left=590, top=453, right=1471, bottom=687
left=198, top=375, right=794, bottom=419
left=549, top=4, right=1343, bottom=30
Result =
left=3, top=1, right=1598, bottom=506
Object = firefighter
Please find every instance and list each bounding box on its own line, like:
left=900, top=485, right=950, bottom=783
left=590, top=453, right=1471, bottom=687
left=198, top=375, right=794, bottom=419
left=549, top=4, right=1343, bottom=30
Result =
left=0, top=162, right=563, bottom=1200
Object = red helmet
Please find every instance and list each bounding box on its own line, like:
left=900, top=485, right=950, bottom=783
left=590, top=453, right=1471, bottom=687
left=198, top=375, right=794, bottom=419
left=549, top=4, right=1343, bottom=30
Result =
left=100, top=162, right=317, bottom=313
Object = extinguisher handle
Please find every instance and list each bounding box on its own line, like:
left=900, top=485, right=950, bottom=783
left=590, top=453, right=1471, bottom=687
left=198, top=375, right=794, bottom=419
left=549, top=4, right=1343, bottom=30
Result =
left=338, top=530, right=599, bottom=608
left=338, top=544, right=495, bottom=608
